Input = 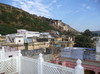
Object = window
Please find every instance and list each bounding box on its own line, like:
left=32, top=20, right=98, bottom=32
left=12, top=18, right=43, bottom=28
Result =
left=9, top=55, right=13, bottom=58
left=19, top=40, right=21, bottom=42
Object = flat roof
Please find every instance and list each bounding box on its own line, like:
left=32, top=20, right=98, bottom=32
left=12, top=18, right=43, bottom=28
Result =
left=59, top=57, right=100, bottom=67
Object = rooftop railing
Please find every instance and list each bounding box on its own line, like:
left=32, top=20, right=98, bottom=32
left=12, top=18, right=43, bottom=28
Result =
left=0, top=49, right=84, bottom=74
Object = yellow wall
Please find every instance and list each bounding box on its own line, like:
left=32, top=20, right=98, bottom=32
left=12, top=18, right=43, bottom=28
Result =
left=28, top=42, right=50, bottom=50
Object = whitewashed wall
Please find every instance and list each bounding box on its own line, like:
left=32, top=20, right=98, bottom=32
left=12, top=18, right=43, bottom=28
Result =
left=96, top=37, right=100, bottom=61
left=25, top=31, right=40, bottom=38
left=0, top=47, right=18, bottom=59
left=96, top=37, right=100, bottom=53
left=5, top=51, right=18, bottom=58
left=14, top=37, right=24, bottom=45
left=60, top=48, right=84, bottom=60
left=0, top=50, right=84, bottom=74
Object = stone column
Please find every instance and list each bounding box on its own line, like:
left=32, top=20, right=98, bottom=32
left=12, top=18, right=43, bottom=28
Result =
left=17, top=50, right=22, bottom=74
left=38, top=53, right=44, bottom=74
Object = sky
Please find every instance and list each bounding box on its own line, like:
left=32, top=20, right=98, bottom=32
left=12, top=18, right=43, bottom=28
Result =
left=0, top=0, right=100, bottom=32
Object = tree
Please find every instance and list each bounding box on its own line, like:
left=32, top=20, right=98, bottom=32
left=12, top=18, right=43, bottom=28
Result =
left=74, top=29, right=94, bottom=48
left=82, top=29, right=93, bottom=37
left=92, top=33, right=98, bottom=36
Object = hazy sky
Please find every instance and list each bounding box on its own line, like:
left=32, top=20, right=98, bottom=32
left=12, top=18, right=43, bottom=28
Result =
left=0, top=0, right=100, bottom=32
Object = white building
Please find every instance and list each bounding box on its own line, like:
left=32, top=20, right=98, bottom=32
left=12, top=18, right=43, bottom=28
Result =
left=17, top=29, right=40, bottom=38
left=17, top=29, right=27, bottom=34
left=14, top=34, right=24, bottom=45
left=6, top=33, right=24, bottom=45
left=6, top=29, right=52, bottom=45
left=96, top=37, right=100, bottom=61
left=40, top=32, right=52, bottom=38
left=25, top=31, right=40, bottom=38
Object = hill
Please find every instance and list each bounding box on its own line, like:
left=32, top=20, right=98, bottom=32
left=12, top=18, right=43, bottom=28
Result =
left=0, top=3, right=78, bottom=35
left=92, top=31, right=100, bottom=36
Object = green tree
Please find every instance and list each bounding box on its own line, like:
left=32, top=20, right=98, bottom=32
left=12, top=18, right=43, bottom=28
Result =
left=0, top=24, right=17, bottom=35
left=74, top=29, right=94, bottom=48
left=82, top=29, right=93, bottom=37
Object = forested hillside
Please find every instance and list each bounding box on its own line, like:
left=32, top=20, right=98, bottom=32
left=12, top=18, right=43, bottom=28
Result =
left=0, top=3, right=78, bottom=35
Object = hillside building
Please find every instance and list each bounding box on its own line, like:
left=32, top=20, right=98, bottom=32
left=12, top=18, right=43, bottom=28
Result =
left=5, top=29, right=53, bottom=50
left=6, top=29, right=52, bottom=45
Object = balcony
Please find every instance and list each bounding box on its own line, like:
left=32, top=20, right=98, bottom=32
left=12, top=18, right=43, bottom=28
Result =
left=0, top=50, right=84, bottom=74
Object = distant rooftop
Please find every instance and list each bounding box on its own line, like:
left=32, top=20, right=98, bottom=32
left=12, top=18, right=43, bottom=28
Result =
left=61, top=47, right=96, bottom=50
